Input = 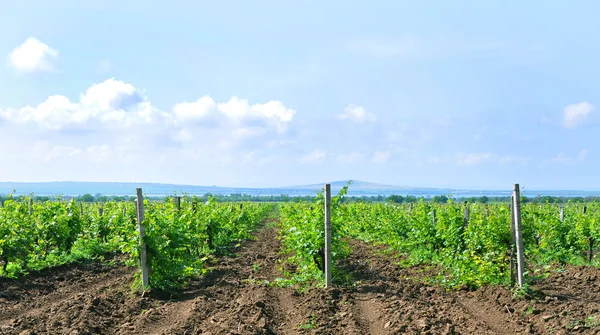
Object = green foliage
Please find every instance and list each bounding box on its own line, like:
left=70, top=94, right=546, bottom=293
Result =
left=0, top=197, right=137, bottom=276
left=278, top=184, right=351, bottom=286
left=341, top=201, right=600, bottom=288
left=142, top=198, right=273, bottom=291
left=0, top=194, right=274, bottom=292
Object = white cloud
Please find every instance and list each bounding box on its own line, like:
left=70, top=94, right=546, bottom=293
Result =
left=563, top=102, right=594, bottom=128
left=372, top=151, right=390, bottom=163
left=173, top=96, right=296, bottom=134
left=0, top=78, right=304, bottom=180
left=300, top=149, right=327, bottom=164
left=553, top=149, right=588, bottom=164
left=0, top=78, right=297, bottom=143
left=338, top=104, right=377, bottom=123
left=0, top=78, right=164, bottom=130
left=337, top=152, right=364, bottom=163
left=215, top=97, right=296, bottom=130
left=457, top=152, right=492, bottom=165
left=173, top=96, right=217, bottom=122
left=7, top=37, right=58, bottom=73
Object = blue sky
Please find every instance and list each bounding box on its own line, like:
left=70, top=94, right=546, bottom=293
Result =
left=1, top=1, right=599, bottom=190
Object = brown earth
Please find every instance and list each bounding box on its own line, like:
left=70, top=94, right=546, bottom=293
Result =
left=2, top=222, right=600, bottom=334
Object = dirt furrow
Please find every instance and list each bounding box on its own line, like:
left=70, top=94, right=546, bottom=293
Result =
left=5, top=221, right=600, bottom=334
left=168, top=224, right=293, bottom=334
left=0, top=261, right=137, bottom=333
left=339, top=239, right=518, bottom=334
left=457, top=296, right=522, bottom=334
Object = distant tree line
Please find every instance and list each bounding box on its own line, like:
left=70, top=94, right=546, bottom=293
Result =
left=0, top=193, right=599, bottom=205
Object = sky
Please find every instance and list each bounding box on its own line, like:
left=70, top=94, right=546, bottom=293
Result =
left=0, top=1, right=599, bottom=190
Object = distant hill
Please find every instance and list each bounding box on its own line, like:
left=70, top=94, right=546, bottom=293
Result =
left=285, top=180, right=408, bottom=190
left=0, top=181, right=598, bottom=198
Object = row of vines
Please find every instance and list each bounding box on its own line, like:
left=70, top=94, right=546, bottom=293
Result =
left=278, top=187, right=600, bottom=289
left=0, top=195, right=274, bottom=291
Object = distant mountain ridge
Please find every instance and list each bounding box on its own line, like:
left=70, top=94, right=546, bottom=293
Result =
left=285, top=180, right=408, bottom=190
left=0, top=180, right=598, bottom=198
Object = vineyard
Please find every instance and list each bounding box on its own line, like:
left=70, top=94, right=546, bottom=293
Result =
left=1, top=187, right=600, bottom=334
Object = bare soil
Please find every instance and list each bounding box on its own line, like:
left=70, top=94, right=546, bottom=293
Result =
left=2, top=223, right=600, bottom=334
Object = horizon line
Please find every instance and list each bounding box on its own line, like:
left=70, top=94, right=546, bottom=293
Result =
left=0, top=180, right=600, bottom=193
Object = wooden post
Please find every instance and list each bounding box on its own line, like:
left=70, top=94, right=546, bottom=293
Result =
left=432, top=209, right=437, bottom=225
left=136, top=188, right=150, bottom=289
left=29, top=198, right=33, bottom=216
left=582, top=206, right=594, bottom=262
left=463, top=206, right=470, bottom=228
left=485, top=206, right=490, bottom=219
left=559, top=207, right=564, bottom=223
left=408, top=202, right=413, bottom=214
left=512, top=184, right=525, bottom=288
left=509, top=197, right=516, bottom=284
left=324, top=184, right=332, bottom=287
left=173, top=196, right=181, bottom=211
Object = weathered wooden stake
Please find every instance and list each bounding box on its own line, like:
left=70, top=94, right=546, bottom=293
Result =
left=173, top=196, right=181, bottom=211
left=463, top=206, right=470, bottom=228
left=136, top=189, right=150, bottom=289
left=324, top=184, right=332, bottom=287
left=509, top=197, right=517, bottom=284
left=408, top=202, right=413, bottom=214
left=29, top=198, right=33, bottom=216
left=559, top=207, right=564, bottom=223
left=512, top=184, right=525, bottom=288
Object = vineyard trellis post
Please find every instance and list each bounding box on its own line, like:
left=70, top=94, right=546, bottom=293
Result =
left=324, top=183, right=332, bottom=287
left=173, top=196, right=181, bottom=211
left=136, top=188, right=150, bottom=289
left=29, top=198, right=33, bottom=216
left=512, top=184, right=525, bottom=288
left=559, top=207, right=564, bottom=223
